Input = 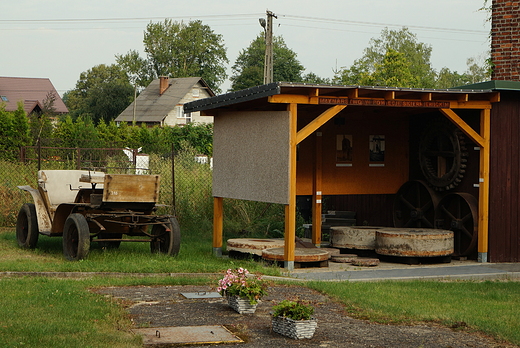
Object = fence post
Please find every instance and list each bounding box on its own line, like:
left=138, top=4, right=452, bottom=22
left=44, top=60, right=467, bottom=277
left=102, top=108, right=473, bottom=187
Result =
left=76, top=147, right=81, bottom=170
left=37, top=137, right=41, bottom=171
left=171, top=143, right=176, bottom=216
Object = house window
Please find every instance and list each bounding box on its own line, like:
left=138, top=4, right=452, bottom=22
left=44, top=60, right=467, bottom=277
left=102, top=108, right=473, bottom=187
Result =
left=0, top=96, right=8, bottom=102
left=177, top=106, right=192, bottom=123
left=192, top=88, right=200, bottom=97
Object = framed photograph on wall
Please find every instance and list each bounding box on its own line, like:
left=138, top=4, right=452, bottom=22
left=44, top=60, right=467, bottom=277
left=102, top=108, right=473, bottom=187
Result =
left=336, top=135, right=353, bottom=166
left=369, top=135, right=385, bottom=163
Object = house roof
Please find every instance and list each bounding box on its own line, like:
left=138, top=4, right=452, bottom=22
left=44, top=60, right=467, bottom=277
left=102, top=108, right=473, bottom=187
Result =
left=0, top=76, right=68, bottom=114
left=115, top=77, right=214, bottom=123
left=184, top=81, right=497, bottom=113
left=455, top=80, right=520, bottom=91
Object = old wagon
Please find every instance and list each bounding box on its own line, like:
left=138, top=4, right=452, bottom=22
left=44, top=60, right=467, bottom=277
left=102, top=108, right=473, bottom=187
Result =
left=15, top=170, right=180, bottom=260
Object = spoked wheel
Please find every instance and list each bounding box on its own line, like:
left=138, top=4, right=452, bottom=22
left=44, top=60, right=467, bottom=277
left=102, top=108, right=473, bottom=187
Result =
left=150, top=217, right=181, bottom=256
left=63, top=214, right=91, bottom=261
left=393, top=180, right=441, bottom=228
left=16, top=203, right=39, bottom=249
left=436, top=192, right=478, bottom=257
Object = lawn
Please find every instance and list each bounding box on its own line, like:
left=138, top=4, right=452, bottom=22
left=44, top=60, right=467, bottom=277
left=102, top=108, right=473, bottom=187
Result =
left=1, top=227, right=519, bottom=347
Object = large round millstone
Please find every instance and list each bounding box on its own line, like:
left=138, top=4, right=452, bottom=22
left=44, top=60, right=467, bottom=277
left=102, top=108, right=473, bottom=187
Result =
left=226, top=238, right=285, bottom=256
left=375, top=228, right=454, bottom=257
left=262, top=247, right=330, bottom=262
left=331, top=226, right=383, bottom=250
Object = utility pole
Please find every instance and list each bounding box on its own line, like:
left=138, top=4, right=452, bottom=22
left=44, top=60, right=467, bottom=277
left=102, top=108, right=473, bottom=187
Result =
left=259, top=10, right=277, bottom=84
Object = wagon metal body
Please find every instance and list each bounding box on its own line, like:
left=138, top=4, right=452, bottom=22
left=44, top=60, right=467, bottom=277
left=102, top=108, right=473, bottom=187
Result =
left=16, top=170, right=180, bottom=260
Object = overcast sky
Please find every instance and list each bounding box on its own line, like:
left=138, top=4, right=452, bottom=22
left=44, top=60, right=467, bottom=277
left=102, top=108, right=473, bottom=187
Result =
left=1, top=0, right=490, bottom=96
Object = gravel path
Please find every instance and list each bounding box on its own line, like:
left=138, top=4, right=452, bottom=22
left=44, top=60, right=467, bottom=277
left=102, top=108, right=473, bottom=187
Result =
left=94, top=284, right=517, bottom=348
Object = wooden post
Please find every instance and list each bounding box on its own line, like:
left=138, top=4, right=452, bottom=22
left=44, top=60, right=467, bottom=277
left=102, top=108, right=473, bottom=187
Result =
left=478, top=108, right=491, bottom=262
left=284, top=103, right=297, bottom=270
left=213, top=196, right=223, bottom=257
left=312, top=130, right=323, bottom=246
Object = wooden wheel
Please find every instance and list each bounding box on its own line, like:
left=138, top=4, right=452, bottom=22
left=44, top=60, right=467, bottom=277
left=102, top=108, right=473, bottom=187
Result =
left=150, top=217, right=181, bottom=256
left=393, top=180, right=441, bottom=228
left=436, top=192, right=478, bottom=257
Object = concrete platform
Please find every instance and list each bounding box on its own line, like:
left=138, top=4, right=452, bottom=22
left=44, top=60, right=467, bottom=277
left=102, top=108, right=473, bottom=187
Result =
left=279, top=260, right=520, bottom=282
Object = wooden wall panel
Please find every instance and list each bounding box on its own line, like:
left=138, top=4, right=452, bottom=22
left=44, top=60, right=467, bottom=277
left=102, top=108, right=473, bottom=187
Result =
left=489, top=92, right=520, bottom=262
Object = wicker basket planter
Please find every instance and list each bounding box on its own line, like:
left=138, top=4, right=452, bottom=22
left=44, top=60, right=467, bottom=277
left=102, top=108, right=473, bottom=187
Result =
left=227, top=295, right=258, bottom=314
left=272, top=316, right=317, bottom=339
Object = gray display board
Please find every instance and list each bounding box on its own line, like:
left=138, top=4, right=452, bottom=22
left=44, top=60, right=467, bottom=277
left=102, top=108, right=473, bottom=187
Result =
left=213, top=110, right=290, bottom=204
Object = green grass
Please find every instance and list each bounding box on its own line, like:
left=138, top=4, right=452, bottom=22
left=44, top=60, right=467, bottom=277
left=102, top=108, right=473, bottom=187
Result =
left=1, top=219, right=520, bottom=346
left=0, top=276, right=210, bottom=348
left=308, top=280, right=520, bottom=345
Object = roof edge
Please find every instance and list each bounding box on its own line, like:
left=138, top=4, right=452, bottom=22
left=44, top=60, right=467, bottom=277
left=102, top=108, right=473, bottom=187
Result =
left=455, top=80, right=520, bottom=91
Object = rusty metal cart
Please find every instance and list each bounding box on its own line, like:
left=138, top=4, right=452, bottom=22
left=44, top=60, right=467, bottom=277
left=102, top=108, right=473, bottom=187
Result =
left=15, top=170, right=180, bottom=261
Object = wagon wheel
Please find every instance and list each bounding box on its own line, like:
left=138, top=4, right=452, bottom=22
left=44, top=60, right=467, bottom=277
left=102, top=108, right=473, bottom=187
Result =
left=16, top=203, right=39, bottom=249
left=393, top=180, right=441, bottom=228
left=150, top=217, right=181, bottom=256
left=436, top=192, right=478, bottom=257
left=63, top=214, right=91, bottom=261
left=419, top=120, right=467, bottom=191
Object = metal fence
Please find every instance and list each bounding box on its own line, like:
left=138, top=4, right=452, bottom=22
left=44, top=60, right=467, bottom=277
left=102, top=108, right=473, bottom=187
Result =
left=0, top=144, right=213, bottom=227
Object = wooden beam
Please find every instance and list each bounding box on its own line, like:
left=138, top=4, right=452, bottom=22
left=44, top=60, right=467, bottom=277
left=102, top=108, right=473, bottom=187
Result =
left=440, top=108, right=484, bottom=147
left=384, top=91, right=395, bottom=100
left=478, top=108, right=491, bottom=260
left=213, top=196, right=223, bottom=256
left=268, top=94, right=317, bottom=104
left=296, top=105, right=347, bottom=144
left=457, top=94, right=469, bottom=102
left=312, top=131, right=323, bottom=246
left=284, top=103, right=298, bottom=268
left=449, top=101, right=493, bottom=109
left=421, top=93, right=432, bottom=102
left=347, top=89, right=358, bottom=99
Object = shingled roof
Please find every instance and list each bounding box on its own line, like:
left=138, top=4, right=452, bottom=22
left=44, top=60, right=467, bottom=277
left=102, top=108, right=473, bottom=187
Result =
left=116, top=77, right=214, bottom=123
left=0, top=76, right=68, bottom=114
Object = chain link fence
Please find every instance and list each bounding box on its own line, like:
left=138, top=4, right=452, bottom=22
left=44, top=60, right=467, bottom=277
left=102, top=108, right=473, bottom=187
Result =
left=0, top=144, right=214, bottom=227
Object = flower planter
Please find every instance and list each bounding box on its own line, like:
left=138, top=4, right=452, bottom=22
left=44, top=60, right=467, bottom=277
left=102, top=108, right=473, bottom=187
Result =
left=227, top=295, right=258, bottom=314
left=272, top=316, right=317, bottom=339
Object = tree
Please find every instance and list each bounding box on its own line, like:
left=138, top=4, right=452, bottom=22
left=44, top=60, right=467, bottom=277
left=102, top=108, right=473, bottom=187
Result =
left=65, top=64, right=134, bottom=123
left=229, top=34, right=305, bottom=91
left=364, top=49, right=419, bottom=87
left=0, top=103, right=30, bottom=160
left=334, top=28, right=436, bottom=88
left=117, top=20, right=228, bottom=94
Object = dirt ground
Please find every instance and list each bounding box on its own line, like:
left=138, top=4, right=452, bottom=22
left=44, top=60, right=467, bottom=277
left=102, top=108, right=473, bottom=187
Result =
left=94, top=284, right=518, bottom=348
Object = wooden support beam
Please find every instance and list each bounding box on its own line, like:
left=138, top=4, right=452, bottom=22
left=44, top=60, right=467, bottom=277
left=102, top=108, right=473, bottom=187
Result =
left=421, top=93, right=432, bottom=102
left=457, top=94, right=469, bottom=102
left=284, top=103, right=298, bottom=269
left=213, top=196, right=223, bottom=256
left=296, top=105, right=347, bottom=144
left=440, top=108, right=485, bottom=147
left=347, top=89, right=358, bottom=99
left=312, top=131, right=323, bottom=246
left=478, top=108, right=491, bottom=261
left=268, top=94, right=318, bottom=104
left=384, top=91, right=395, bottom=100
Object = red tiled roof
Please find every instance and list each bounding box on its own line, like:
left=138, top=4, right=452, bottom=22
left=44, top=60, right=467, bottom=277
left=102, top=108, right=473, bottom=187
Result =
left=0, top=77, right=68, bottom=114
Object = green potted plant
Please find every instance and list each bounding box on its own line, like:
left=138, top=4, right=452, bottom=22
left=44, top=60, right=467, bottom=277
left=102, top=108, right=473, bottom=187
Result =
left=217, top=267, right=268, bottom=314
left=271, top=299, right=317, bottom=339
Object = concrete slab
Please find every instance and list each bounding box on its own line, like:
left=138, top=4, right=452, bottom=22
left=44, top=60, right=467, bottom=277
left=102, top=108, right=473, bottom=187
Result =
left=133, top=325, right=242, bottom=345
left=181, top=291, right=222, bottom=299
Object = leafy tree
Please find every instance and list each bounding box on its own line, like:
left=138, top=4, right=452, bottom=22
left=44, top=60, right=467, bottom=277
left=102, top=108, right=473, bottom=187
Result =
left=302, top=72, right=331, bottom=84
left=363, top=49, right=419, bottom=87
left=65, top=64, right=134, bottom=123
left=117, top=20, right=228, bottom=93
left=334, top=28, right=436, bottom=88
left=229, top=34, right=305, bottom=91
left=0, top=103, right=31, bottom=160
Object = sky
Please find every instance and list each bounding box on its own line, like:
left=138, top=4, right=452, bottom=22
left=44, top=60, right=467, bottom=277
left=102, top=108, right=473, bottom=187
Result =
left=1, top=0, right=490, bottom=96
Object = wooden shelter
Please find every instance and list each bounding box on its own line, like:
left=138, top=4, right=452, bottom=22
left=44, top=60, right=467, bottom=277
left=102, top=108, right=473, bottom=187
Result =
left=184, top=82, right=499, bottom=269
